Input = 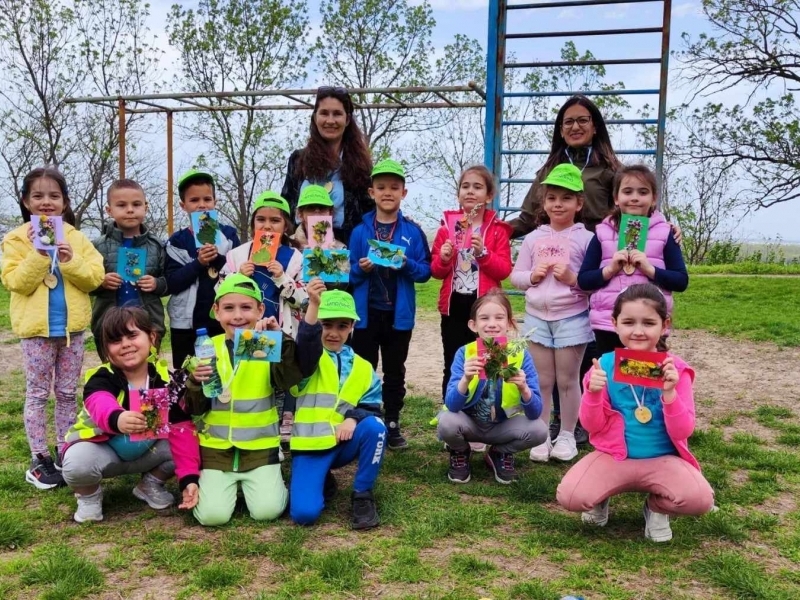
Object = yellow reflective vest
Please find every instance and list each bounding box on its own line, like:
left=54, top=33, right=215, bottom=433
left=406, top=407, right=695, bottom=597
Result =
left=464, top=341, right=525, bottom=418
left=290, top=351, right=373, bottom=451
left=198, top=335, right=280, bottom=451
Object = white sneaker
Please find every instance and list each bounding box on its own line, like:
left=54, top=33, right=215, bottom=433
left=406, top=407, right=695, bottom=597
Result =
left=529, top=437, right=553, bottom=462
left=581, top=498, right=609, bottom=527
left=74, top=488, right=104, bottom=523
left=643, top=502, right=673, bottom=542
left=133, top=474, right=174, bottom=510
left=550, top=431, right=578, bottom=461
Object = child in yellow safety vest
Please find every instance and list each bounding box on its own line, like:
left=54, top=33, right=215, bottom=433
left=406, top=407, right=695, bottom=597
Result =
left=289, top=287, right=387, bottom=530
left=185, top=273, right=322, bottom=526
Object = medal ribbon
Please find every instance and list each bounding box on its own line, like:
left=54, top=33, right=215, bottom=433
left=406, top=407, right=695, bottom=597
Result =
left=564, top=146, right=593, bottom=173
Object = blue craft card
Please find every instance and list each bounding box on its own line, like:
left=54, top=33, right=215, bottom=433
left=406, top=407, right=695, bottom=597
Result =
left=302, top=248, right=351, bottom=283
left=233, top=329, right=282, bottom=364
left=190, top=210, right=223, bottom=248
left=117, top=247, right=147, bottom=283
left=367, top=239, right=406, bottom=269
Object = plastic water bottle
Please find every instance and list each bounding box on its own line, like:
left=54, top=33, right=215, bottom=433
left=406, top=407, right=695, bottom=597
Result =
left=194, top=328, right=221, bottom=398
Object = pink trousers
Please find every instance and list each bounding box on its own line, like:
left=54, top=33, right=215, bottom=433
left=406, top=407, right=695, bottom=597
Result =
left=557, top=451, right=715, bottom=516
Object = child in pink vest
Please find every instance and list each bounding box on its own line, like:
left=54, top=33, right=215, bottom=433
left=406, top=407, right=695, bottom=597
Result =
left=578, top=165, right=687, bottom=355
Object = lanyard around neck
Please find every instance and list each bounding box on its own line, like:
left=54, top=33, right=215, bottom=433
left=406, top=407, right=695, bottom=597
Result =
left=564, top=146, right=593, bottom=173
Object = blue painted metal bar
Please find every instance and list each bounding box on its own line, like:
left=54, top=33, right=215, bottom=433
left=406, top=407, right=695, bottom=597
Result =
left=503, top=89, right=658, bottom=97
left=500, top=149, right=656, bottom=156
left=508, top=58, right=661, bottom=68
left=655, top=0, right=672, bottom=194
left=509, top=0, right=660, bottom=8
left=484, top=0, right=507, bottom=211
left=502, top=119, right=657, bottom=126
left=506, top=27, right=661, bottom=39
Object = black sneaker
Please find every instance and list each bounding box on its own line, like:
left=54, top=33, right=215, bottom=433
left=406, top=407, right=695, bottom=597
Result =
left=52, top=446, right=63, bottom=471
left=447, top=447, right=472, bottom=483
left=25, top=453, right=64, bottom=490
left=323, top=471, right=338, bottom=502
left=484, top=447, right=518, bottom=484
left=351, top=490, right=379, bottom=530
left=574, top=422, right=589, bottom=446
left=549, top=415, right=561, bottom=442
left=386, top=421, right=408, bottom=450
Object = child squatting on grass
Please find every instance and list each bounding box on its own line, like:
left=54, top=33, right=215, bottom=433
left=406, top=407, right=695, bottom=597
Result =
left=556, top=283, right=715, bottom=542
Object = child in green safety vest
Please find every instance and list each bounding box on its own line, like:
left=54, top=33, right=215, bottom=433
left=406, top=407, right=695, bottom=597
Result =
left=289, top=286, right=387, bottom=530
left=185, top=273, right=323, bottom=526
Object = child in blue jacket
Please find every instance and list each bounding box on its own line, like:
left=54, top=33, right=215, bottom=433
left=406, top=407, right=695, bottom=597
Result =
left=349, top=159, right=432, bottom=449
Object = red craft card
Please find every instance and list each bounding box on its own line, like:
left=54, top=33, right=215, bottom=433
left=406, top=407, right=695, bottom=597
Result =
left=129, top=388, right=170, bottom=441
left=612, top=349, right=667, bottom=389
left=250, top=230, right=282, bottom=266
left=476, top=336, right=507, bottom=380
left=444, top=210, right=472, bottom=250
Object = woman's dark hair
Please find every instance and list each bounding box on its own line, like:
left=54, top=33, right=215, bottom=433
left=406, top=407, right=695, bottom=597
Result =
left=608, top=164, right=659, bottom=228
left=458, top=165, right=497, bottom=199
left=539, top=95, right=621, bottom=178
left=296, top=87, right=373, bottom=192
left=534, top=186, right=584, bottom=227
left=612, top=283, right=669, bottom=351
left=19, top=167, right=76, bottom=226
left=249, top=206, right=296, bottom=249
left=101, top=307, right=156, bottom=361
left=470, top=288, right=518, bottom=332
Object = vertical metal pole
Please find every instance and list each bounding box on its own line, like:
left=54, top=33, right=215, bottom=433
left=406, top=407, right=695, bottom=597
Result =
left=118, top=98, right=126, bottom=179
left=166, top=111, right=174, bottom=236
left=655, top=0, right=672, bottom=201
left=484, top=0, right=507, bottom=211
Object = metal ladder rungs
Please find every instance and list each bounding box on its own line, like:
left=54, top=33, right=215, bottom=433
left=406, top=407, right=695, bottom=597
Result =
left=503, top=89, right=658, bottom=97
left=503, top=118, right=657, bottom=126
left=509, top=0, right=662, bottom=9
left=507, top=58, right=661, bottom=68
left=499, top=149, right=656, bottom=156
left=506, top=27, right=662, bottom=39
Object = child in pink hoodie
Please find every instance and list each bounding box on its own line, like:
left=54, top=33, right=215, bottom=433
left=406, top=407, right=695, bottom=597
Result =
left=556, top=283, right=714, bottom=543
left=511, top=164, right=594, bottom=463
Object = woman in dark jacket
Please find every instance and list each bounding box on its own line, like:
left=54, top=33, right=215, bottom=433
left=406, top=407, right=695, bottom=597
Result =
left=282, top=86, right=374, bottom=246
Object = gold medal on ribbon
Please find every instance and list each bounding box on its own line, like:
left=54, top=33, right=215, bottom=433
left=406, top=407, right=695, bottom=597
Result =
left=217, top=387, right=232, bottom=404
left=324, top=181, right=334, bottom=193
left=43, top=274, right=58, bottom=289
left=208, top=267, right=218, bottom=279
left=623, top=262, right=636, bottom=275
left=634, top=406, right=652, bottom=424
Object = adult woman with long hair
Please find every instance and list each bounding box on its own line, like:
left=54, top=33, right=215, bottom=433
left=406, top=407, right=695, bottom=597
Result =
left=282, top=86, right=374, bottom=246
left=510, top=95, right=621, bottom=238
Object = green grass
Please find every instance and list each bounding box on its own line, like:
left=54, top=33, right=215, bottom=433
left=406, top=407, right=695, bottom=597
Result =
left=688, top=263, right=800, bottom=275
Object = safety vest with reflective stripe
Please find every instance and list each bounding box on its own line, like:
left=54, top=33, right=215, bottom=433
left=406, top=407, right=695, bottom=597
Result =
left=198, top=334, right=279, bottom=451
left=289, top=351, right=373, bottom=451
left=65, top=359, right=171, bottom=443
left=465, top=341, right=525, bottom=418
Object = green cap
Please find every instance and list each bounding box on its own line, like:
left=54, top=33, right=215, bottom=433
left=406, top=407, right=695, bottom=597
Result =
left=541, top=164, right=584, bottom=192
left=253, top=191, right=290, bottom=215
left=211, top=274, right=263, bottom=317
left=297, top=184, right=334, bottom=209
left=371, top=159, right=406, bottom=181
left=318, top=290, right=360, bottom=321
left=178, top=169, right=216, bottom=194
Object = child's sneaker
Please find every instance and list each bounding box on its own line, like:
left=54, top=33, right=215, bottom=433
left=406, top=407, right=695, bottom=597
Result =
left=351, top=490, right=379, bottom=530
left=52, top=446, right=63, bottom=471
left=529, top=437, right=553, bottom=462
left=74, top=488, right=104, bottom=523
left=447, top=447, right=472, bottom=483
left=550, top=431, right=578, bottom=461
left=387, top=421, right=408, bottom=450
left=132, top=473, right=174, bottom=510
left=581, top=498, right=610, bottom=527
left=643, top=501, right=673, bottom=542
left=484, top=446, right=518, bottom=484
left=25, top=453, right=64, bottom=490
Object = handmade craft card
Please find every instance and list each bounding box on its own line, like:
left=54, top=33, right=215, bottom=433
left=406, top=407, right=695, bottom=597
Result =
left=613, top=348, right=667, bottom=389
left=618, top=215, right=650, bottom=252
left=233, top=329, right=282, bottom=363
left=129, top=388, right=170, bottom=441
left=302, top=247, right=351, bottom=284
left=117, top=247, right=147, bottom=283
left=191, top=210, right=223, bottom=248
left=307, top=216, right=334, bottom=249
left=367, top=239, right=405, bottom=269
left=32, top=214, right=64, bottom=250
left=533, top=237, right=570, bottom=265
left=250, top=230, right=281, bottom=266
left=444, top=210, right=472, bottom=250
left=476, top=336, right=508, bottom=380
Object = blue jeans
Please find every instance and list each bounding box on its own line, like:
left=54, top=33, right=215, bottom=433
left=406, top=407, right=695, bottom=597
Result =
left=289, top=416, right=386, bottom=525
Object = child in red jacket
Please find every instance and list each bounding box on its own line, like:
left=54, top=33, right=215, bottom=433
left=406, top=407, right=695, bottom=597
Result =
left=431, top=165, right=513, bottom=403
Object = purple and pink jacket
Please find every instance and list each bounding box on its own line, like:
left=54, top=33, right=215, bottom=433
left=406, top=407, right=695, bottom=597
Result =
left=580, top=352, right=701, bottom=470
left=510, top=223, right=594, bottom=321
left=578, top=211, right=687, bottom=332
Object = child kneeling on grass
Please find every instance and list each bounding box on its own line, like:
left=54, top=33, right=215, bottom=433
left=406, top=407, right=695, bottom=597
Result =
left=438, top=290, right=546, bottom=484
left=289, top=287, right=387, bottom=530
left=185, top=274, right=322, bottom=526
left=556, top=283, right=714, bottom=542
left=62, top=307, right=199, bottom=523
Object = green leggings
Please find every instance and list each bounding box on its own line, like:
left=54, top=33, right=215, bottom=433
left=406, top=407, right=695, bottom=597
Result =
left=193, top=464, right=287, bottom=526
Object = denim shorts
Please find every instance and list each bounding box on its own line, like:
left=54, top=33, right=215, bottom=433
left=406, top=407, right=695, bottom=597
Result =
left=524, top=310, right=594, bottom=349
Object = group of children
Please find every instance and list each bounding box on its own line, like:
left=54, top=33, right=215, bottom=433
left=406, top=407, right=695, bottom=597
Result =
left=0, top=158, right=714, bottom=541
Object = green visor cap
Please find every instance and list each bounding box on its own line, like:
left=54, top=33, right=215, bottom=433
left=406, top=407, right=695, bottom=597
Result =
left=318, top=290, right=360, bottom=321
left=297, top=184, right=334, bottom=208
left=541, top=163, right=584, bottom=192
left=210, top=273, right=263, bottom=317
left=253, top=191, right=290, bottom=215
left=371, top=159, right=406, bottom=181
left=178, top=169, right=215, bottom=193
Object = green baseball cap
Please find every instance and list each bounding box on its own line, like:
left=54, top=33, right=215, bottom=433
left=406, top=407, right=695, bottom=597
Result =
left=178, top=169, right=216, bottom=194
left=541, top=164, right=584, bottom=192
left=253, top=191, right=290, bottom=215
left=371, top=159, right=406, bottom=181
left=297, top=184, right=334, bottom=208
left=318, top=290, right=360, bottom=321
left=211, top=274, right=263, bottom=317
